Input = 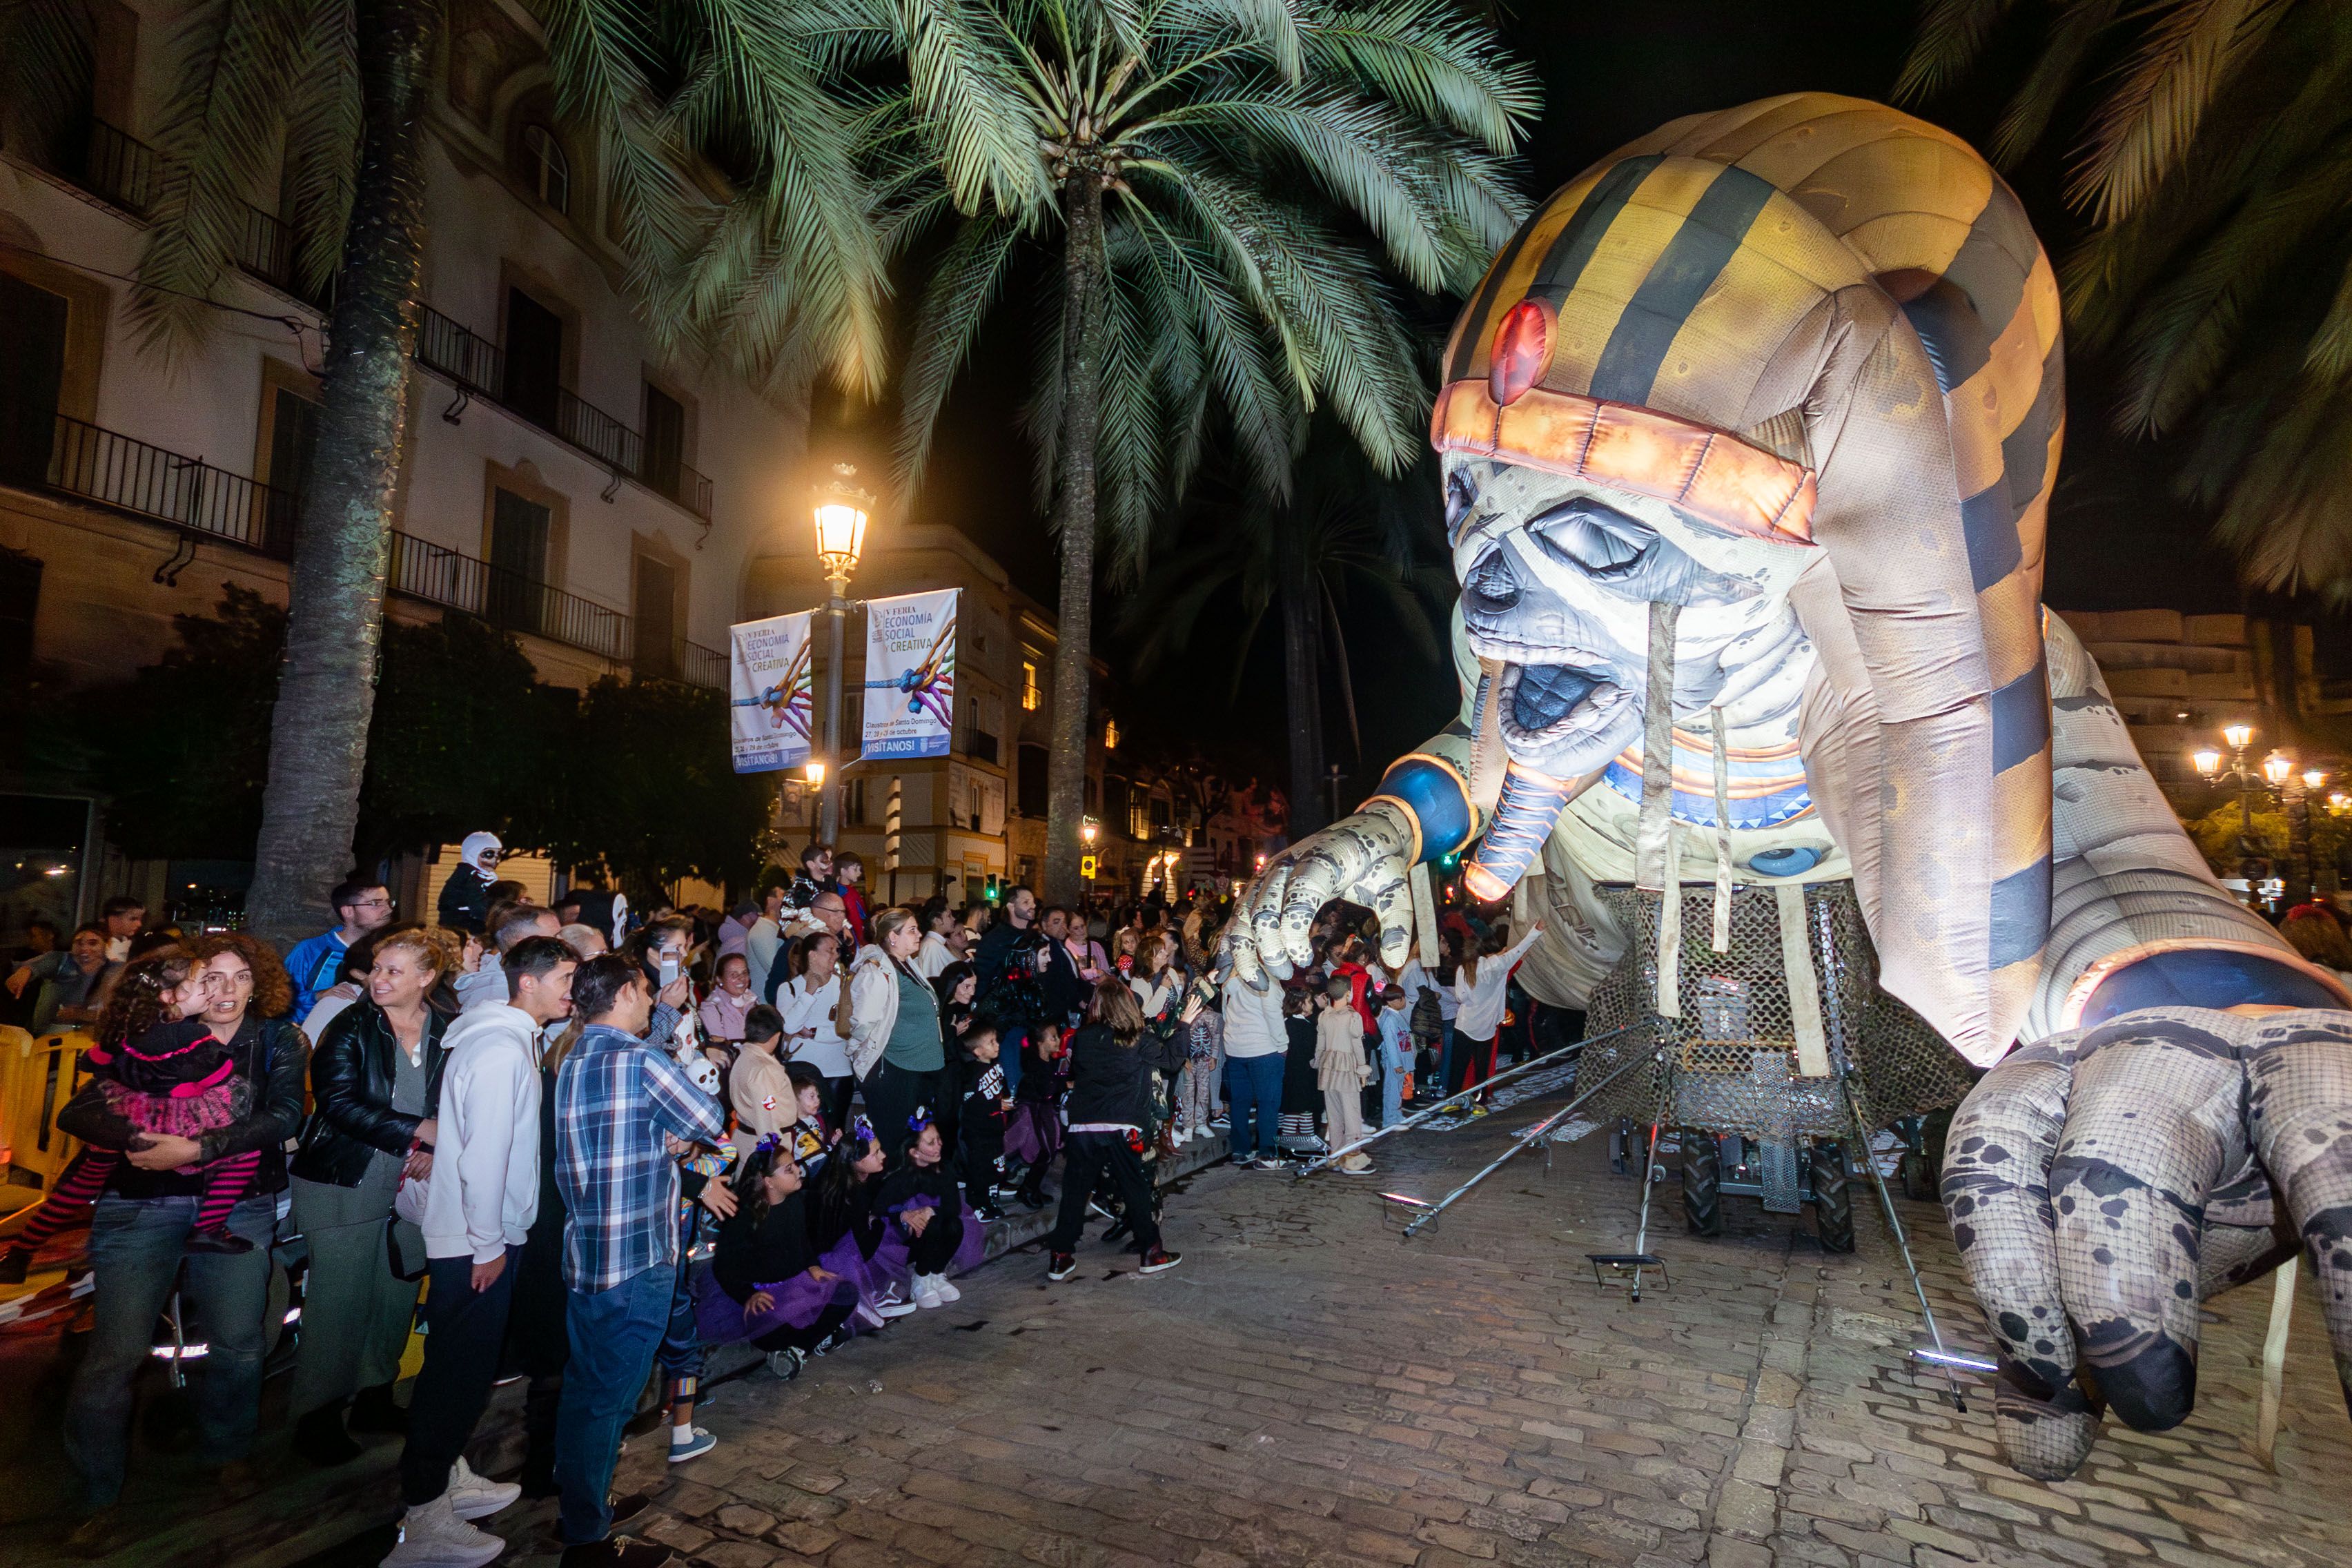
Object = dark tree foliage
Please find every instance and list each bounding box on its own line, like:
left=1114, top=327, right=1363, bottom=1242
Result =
left=556, top=676, right=770, bottom=896
left=84, top=585, right=281, bottom=861
left=83, top=591, right=762, bottom=896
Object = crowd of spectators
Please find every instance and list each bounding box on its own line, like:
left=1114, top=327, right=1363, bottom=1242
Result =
left=0, top=841, right=1558, bottom=1567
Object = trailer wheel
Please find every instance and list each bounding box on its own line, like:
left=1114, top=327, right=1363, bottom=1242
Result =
left=1682, top=1129, right=1723, bottom=1235
left=1812, top=1138, right=1856, bottom=1253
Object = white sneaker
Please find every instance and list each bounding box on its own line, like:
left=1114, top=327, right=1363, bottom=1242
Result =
left=446, top=1456, right=520, bottom=1521
left=932, top=1274, right=962, bottom=1304
left=874, top=1293, right=919, bottom=1319
left=912, top=1274, right=943, bottom=1309
left=381, top=1493, right=504, bottom=1568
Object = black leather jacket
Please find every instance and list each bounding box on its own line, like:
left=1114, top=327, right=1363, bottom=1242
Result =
left=289, top=1001, right=449, bottom=1188
left=1059, top=1019, right=1187, bottom=1130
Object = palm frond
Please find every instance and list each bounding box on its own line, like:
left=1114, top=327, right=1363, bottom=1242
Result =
left=2111, top=148, right=2349, bottom=433
left=134, top=0, right=308, bottom=351
left=2074, top=0, right=2280, bottom=223
left=895, top=0, right=1052, bottom=215
left=2304, top=255, right=2352, bottom=384
left=282, top=0, right=359, bottom=299
left=1295, top=0, right=1539, bottom=155
left=1985, top=0, right=2124, bottom=168
left=895, top=214, right=1024, bottom=493
left=0, top=0, right=94, bottom=167
left=1894, top=0, right=2030, bottom=102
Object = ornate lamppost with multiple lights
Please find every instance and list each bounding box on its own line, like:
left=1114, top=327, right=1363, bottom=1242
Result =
left=812, top=464, right=873, bottom=847
left=2191, top=723, right=2329, bottom=906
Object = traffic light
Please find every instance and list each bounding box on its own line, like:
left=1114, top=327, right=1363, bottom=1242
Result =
left=984, top=874, right=1001, bottom=903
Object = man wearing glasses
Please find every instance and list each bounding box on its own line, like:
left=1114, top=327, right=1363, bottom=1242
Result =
left=285, top=878, right=396, bottom=1019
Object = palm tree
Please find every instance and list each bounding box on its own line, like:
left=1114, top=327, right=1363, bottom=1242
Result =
left=1122, top=427, right=1451, bottom=835
left=874, top=0, right=1537, bottom=900
left=3, top=0, right=890, bottom=942
left=1901, top=1, right=2352, bottom=602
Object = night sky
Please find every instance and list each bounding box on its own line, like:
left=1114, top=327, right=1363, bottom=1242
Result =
left=830, top=3, right=2300, bottom=799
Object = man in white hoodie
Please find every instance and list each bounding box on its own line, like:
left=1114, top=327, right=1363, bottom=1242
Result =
left=384, top=936, right=578, bottom=1568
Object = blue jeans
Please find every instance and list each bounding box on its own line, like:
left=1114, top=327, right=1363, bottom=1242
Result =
left=66, top=1192, right=278, bottom=1507
left=999, top=1023, right=1026, bottom=1098
left=1435, top=1022, right=1458, bottom=1096
left=1224, top=1052, right=1284, bottom=1162
left=555, top=1264, right=673, bottom=1544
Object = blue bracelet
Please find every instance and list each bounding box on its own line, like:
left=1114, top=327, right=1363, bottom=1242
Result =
left=1365, top=754, right=1476, bottom=864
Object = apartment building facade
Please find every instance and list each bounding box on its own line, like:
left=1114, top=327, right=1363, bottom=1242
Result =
left=0, top=0, right=810, bottom=930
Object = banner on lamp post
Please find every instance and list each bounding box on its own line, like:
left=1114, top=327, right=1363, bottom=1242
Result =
left=728, top=611, right=816, bottom=773
left=861, top=588, right=957, bottom=761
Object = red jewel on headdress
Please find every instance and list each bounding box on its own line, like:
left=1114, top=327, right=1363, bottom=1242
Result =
left=1489, top=298, right=1553, bottom=406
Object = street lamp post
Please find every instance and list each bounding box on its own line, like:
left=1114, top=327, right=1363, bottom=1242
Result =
left=812, top=464, right=872, bottom=847
left=2192, top=723, right=2326, bottom=908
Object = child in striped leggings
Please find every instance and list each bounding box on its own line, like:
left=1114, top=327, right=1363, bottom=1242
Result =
left=1, top=1014, right=260, bottom=1281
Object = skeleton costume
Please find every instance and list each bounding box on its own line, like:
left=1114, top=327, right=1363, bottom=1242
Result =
left=1228, top=95, right=2352, bottom=1481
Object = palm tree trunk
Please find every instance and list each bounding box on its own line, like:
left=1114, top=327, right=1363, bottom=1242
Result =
left=242, top=0, right=435, bottom=945
left=1282, top=557, right=1326, bottom=839
left=1042, top=168, right=1107, bottom=905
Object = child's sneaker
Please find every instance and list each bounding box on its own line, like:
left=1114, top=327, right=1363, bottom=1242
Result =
left=932, top=1274, right=961, bottom=1304
left=972, top=1204, right=1006, bottom=1224
left=667, top=1426, right=717, bottom=1463
left=912, top=1274, right=943, bottom=1309
left=1045, top=1252, right=1077, bottom=1282
left=1137, top=1247, right=1182, bottom=1275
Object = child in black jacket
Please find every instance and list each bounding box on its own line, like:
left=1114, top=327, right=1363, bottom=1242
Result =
left=954, top=1022, right=1010, bottom=1223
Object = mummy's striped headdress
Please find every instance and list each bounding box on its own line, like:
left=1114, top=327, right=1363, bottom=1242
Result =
left=1436, top=93, right=2061, bottom=1065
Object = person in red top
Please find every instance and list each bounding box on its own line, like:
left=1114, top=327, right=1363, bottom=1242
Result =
left=832, top=854, right=870, bottom=952
left=1327, top=939, right=1375, bottom=1032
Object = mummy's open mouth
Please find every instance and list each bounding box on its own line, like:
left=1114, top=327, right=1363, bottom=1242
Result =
left=1498, top=658, right=1631, bottom=749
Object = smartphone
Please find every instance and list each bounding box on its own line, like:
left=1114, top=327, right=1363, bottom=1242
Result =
left=659, top=956, right=681, bottom=988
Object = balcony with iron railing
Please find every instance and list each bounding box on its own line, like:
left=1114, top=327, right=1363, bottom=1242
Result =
left=12, top=406, right=300, bottom=560
left=411, top=305, right=715, bottom=522
left=3, top=400, right=723, bottom=687
left=55, top=119, right=329, bottom=308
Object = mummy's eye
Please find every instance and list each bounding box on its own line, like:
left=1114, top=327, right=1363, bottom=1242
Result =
left=1529, top=501, right=1652, bottom=576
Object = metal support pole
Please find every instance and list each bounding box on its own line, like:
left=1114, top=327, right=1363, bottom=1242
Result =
left=1845, top=1076, right=1972, bottom=1412
left=1400, top=1046, right=1663, bottom=1237
left=1624, top=1049, right=1676, bottom=1301
left=1294, top=1022, right=1645, bottom=1177
left=819, top=579, right=846, bottom=845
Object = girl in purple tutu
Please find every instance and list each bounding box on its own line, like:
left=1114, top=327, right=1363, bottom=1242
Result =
left=875, top=1108, right=986, bottom=1309
left=698, top=1137, right=860, bottom=1381
left=805, top=1121, right=918, bottom=1322
left=1003, top=1020, right=1066, bottom=1211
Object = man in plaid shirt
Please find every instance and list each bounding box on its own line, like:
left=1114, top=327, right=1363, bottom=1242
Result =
left=550, top=953, right=725, bottom=1566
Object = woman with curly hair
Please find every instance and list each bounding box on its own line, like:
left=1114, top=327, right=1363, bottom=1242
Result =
left=50, top=937, right=308, bottom=1549
left=1, top=952, right=257, bottom=1277
left=286, top=925, right=458, bottom=1465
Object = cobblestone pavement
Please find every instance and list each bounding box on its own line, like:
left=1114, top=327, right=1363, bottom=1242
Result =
left=469, top=1110, right=2348, bottom=1568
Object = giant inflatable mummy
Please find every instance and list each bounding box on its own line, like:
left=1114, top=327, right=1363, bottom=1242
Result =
left=1226, top=95, right=2352, bottom=1480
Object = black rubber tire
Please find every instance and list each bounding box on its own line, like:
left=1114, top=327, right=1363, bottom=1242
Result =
left=1898, top=1150, right=1934, bottom=1202
left=1812, top=1139, right=1856, bottom=1253
left=1682, top=1129, right=1723, bottom=1235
